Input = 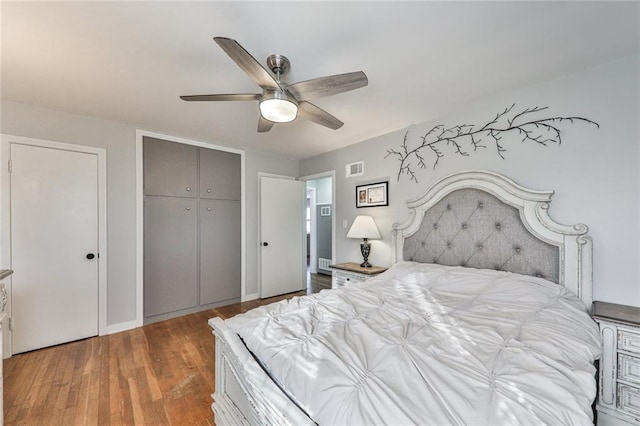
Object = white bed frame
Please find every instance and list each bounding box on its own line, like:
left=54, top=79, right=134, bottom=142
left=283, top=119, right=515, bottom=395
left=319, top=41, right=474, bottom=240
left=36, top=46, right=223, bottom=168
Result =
left=208, top=170, right=593, bottom=425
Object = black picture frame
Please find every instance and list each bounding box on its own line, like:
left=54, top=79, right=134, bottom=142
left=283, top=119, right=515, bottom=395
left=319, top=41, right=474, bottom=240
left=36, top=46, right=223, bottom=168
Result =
left=356, top=181, right=389, bottom=208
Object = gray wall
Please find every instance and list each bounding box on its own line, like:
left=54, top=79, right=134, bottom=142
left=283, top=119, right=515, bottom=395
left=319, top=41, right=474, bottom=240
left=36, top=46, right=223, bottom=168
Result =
left=2, top=101, right=138, bottom=327
left=244, top=150, right=300, bottom=296
left=316, top=204, right=332, bottom=274
left=3, top=53, right=637, bottom=325
left=1, top=100, right=298, bottom=327
left=300, top=54, right=640, bottom=307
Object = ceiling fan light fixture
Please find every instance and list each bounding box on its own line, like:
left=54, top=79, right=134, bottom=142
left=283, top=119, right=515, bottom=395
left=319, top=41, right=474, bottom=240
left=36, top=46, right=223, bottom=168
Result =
left=259, top=91, right=298, bottom=123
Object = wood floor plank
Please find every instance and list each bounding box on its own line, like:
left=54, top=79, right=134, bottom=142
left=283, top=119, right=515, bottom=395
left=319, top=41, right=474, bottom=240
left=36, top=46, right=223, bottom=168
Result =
left=4, top=273, right=331, bottom=425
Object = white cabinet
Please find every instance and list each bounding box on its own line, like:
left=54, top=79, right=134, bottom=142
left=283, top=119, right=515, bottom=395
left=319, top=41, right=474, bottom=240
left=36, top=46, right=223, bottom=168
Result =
left=329, top=263, right=387, bottom=289
left=332, top=269, right=367, bottom=288
left=593, top=302, right=640, bottom=425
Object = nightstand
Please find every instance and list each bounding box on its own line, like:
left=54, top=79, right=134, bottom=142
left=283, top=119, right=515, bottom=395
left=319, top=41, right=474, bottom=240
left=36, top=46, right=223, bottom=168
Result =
left=593, top=301, right=640, bottom=425
left=329, top=262, right=387, bottom=289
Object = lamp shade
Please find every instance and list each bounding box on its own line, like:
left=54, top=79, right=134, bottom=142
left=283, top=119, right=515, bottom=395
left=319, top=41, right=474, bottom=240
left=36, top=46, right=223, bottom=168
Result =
left=259, top=90, right=298, bottom=123
left=347, top=215, right=381, bottom=240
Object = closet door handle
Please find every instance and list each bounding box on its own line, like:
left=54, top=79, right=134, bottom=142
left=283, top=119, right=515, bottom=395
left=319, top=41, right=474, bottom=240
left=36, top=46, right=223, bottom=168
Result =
left=262, top=242, right=269, bottom=247
left=86, top=253, right=96, bottom=260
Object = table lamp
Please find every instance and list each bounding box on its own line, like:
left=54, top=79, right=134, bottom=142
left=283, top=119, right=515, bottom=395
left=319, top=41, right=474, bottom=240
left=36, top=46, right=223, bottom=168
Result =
left=347, top=215, right=381, bottom=268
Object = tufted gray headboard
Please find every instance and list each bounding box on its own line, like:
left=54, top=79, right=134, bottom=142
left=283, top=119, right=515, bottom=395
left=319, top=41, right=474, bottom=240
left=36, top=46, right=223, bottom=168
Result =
left=392, top=171, right=593, bottom=308
left=403, top=188, right=560, bottom=283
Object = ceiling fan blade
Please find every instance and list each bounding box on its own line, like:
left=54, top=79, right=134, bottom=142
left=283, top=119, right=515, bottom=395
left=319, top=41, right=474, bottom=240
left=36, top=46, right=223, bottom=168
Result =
left=297, top=101, right=344, bottom=130
left=214, top=37, right=282, bottom=91
left=180, top=94, right=261, bottom=102
left=287, top=71, right=368, bottom=100
left=258, top=116, right=275, bottom=133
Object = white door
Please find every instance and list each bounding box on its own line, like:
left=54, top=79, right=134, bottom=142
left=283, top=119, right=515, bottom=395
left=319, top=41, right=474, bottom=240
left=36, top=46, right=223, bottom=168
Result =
left=260, top=176, right=305, bottom=298
left=10, top=143, right=99, bottom=353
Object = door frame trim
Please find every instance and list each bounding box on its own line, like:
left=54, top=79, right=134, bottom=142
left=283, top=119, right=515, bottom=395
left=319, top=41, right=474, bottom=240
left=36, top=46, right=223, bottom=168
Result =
left=0, top=134, right=108, bottom=355
left=306, top=186, right=317, bottom=274
left=135, top=130, right=246, bottom=327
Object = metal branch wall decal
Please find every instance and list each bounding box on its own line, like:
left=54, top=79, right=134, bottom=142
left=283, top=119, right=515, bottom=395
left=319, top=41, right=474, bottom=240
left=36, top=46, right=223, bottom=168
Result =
left=385, top=104, right=599, bottom=183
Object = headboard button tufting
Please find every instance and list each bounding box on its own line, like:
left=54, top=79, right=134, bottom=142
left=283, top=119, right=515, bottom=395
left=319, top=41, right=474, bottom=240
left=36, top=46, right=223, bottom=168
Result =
left=400, top=185, right=562, bottom=285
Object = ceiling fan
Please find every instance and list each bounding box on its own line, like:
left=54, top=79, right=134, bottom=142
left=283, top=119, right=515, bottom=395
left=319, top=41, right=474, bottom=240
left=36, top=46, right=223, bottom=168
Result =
left=180, top=37, right=369, bottom=132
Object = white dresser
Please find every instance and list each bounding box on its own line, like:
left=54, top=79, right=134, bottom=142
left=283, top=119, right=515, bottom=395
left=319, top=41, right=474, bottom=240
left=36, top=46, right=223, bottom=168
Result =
left=329, top=262, right=387, bottom=289
left=0, top=269, right=11, bottom=426
left=593, top=301, right=640, bottom=425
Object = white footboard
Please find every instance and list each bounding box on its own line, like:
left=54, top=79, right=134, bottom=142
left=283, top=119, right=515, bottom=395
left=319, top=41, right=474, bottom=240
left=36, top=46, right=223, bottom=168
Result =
left=208, top=317, right=315, bottom=426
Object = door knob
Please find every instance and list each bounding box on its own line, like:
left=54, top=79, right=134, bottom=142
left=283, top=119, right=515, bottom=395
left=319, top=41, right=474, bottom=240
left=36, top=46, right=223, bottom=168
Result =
left=262, top=242, right=269, bottom=247
left=86, top=253, right=96, bottom=260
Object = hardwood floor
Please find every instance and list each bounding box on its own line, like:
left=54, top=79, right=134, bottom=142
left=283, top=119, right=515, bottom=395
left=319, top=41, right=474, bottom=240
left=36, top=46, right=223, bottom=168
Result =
left=4, top=273, right=331, bottom=425
left=307, top=270, right=332, bottom=293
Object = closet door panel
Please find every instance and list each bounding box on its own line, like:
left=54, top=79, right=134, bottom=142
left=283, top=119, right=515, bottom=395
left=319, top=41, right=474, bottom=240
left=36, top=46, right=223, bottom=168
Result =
left=200, top=149, right=241, bottom=200
left=144, top=196, right=199, bottom=317
left=200, top=199, right=241, bottom=305
left=144, top=137, right=198, bottom=197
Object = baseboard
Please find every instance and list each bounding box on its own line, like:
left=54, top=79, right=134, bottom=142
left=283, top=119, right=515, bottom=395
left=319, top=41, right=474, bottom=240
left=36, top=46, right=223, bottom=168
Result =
left=105, top=319, right=138, bottom=335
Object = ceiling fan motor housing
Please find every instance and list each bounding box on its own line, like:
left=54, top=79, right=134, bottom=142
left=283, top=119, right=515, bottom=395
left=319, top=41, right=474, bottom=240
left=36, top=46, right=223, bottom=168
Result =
left=266, top=54, right=291, bottom=77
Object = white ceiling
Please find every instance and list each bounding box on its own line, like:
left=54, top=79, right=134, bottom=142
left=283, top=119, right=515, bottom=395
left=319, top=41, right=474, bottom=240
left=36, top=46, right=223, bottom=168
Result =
left=2, top=1, right=638, bottom=160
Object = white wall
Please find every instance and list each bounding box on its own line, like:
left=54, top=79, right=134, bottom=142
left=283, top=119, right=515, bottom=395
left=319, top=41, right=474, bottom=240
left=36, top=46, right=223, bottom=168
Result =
left=1, top=100, right=298, bottom=328
left=300, top=54, right=640, bottom=307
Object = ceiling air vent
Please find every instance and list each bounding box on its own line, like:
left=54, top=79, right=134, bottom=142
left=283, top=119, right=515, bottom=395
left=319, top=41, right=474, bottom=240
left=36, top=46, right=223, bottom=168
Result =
left=345, top=161, right=364, bottom=178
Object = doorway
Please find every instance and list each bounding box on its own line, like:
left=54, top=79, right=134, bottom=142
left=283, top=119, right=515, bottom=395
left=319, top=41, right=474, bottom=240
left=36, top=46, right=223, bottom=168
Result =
left=302, top=172, right=335, bottom=294
left=1, top=135, right=107, bottom=356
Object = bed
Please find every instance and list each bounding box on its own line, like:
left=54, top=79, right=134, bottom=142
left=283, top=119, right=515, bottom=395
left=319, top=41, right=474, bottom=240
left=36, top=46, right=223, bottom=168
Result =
left=208, top=170, right=601, bottom=425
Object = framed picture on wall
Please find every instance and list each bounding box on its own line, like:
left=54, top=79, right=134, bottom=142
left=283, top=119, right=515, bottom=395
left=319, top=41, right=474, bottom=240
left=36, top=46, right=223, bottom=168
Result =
left=356, top=181, right=389, bottom=208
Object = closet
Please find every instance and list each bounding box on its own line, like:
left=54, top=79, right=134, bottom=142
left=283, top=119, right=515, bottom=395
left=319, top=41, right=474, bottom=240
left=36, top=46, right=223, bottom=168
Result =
left=143, top=137, right=241, bottom=323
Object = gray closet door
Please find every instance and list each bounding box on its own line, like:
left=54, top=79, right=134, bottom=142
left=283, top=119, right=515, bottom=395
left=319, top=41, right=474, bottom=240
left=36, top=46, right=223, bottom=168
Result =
left=200, top=199, right=241, bottom=305
left=143, top=137, right=198, bottom=197
left=144, top=196, right=198, bottom=317
left=200, top=149, right=241, bottom=200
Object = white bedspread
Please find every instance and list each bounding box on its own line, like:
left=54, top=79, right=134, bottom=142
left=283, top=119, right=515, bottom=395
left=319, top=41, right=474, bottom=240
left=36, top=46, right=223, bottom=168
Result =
left=226, top=262, right=601, bottom=425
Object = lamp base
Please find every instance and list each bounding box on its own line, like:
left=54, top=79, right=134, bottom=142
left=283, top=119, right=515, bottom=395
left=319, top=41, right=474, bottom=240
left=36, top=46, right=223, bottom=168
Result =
left=360, top=241, right=372, bottom=268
